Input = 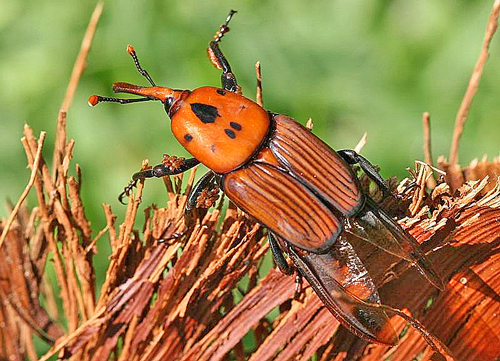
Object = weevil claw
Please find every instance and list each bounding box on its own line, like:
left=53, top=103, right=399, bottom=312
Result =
left=118, top=179, right=138, bottom=204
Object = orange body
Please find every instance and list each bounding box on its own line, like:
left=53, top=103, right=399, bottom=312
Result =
left=171, top=87, right=270, bottom=173
left=97, top=81, right=366, bottom=253
left=88, top=22, right=443, bottom=344
left=169, top=90, right=365, bottom=254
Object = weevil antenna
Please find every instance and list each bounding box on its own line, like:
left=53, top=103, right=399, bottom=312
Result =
left=213, top=10, right=237, bottom=43
left=88, top=94, right=153, bottom=107
left=127, top=45, right=156, bottom=86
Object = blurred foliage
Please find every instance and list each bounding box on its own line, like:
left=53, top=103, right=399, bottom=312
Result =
left=1, top=0, right=499, bottom=286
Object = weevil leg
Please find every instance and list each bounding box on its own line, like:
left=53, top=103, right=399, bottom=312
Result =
left=118, top=157, right=200, bottom=204
left=184, top=171, right=217, bottom=224
left=400, top=181, right=419, bottom=197
left=269, top=233, right=293, bottom=275
left=207, top=10, right=240, bottom=93
left=337, top=149, right=393, bottom=198
left=209, top=41, right=239, bottom=93
left=358, top=197, right=445, bottom=290
left=269, top=234, right=305, bottom=299
left=294, top=272, right=303, bottom=299
left=159, top=172, right=219, bottom=242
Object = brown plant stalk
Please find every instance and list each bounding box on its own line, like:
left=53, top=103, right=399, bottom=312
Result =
left=449, top=0, right=500, bottom=165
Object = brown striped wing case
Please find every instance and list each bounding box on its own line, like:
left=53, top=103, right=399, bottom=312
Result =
left=270, top=114, right=364, bottom=217
left=223, top=162, right=342, bottom=252
left=223, top=160, right=398, bottom=343
left=222, top=114, right=365, bottom=253
left=265, top=115, right=442, bottom=289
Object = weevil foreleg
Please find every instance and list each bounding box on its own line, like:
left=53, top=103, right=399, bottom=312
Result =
left=207, top=10, right=240, bottom=93
left=157, top=171, right=219, bottom=242
left=118, top=157, right=200, bottom=204
left=184, top=171, right=219, bottom=225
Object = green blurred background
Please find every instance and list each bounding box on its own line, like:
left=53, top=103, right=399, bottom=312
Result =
left=2, top=0, right=500, bottom=287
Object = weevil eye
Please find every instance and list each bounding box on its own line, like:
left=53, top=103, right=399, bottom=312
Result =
left=164, top=97, right=175, bottom=113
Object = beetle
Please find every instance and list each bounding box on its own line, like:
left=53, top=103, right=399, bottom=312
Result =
left=89, top=10, right=444, bottom=345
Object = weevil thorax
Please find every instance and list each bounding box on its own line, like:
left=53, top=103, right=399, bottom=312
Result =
left=168, top=86, right=271, bottom=174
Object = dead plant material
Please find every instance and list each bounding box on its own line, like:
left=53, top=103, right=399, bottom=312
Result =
left=438, top=155, right=500, bottom=193
left=4, top=137, right=500, bottom=361
left=449, top=0, right=500, bottom=165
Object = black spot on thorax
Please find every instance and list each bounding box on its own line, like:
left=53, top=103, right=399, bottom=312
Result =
left=216, top=89, right=226, bottom=95
left=224, top=129, right=236, bottom=139
left=230, top=122, right=242, bottom=131
left=184, top=134, right=193, bottom=142
left=191, top=103, right=220, bottom=124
